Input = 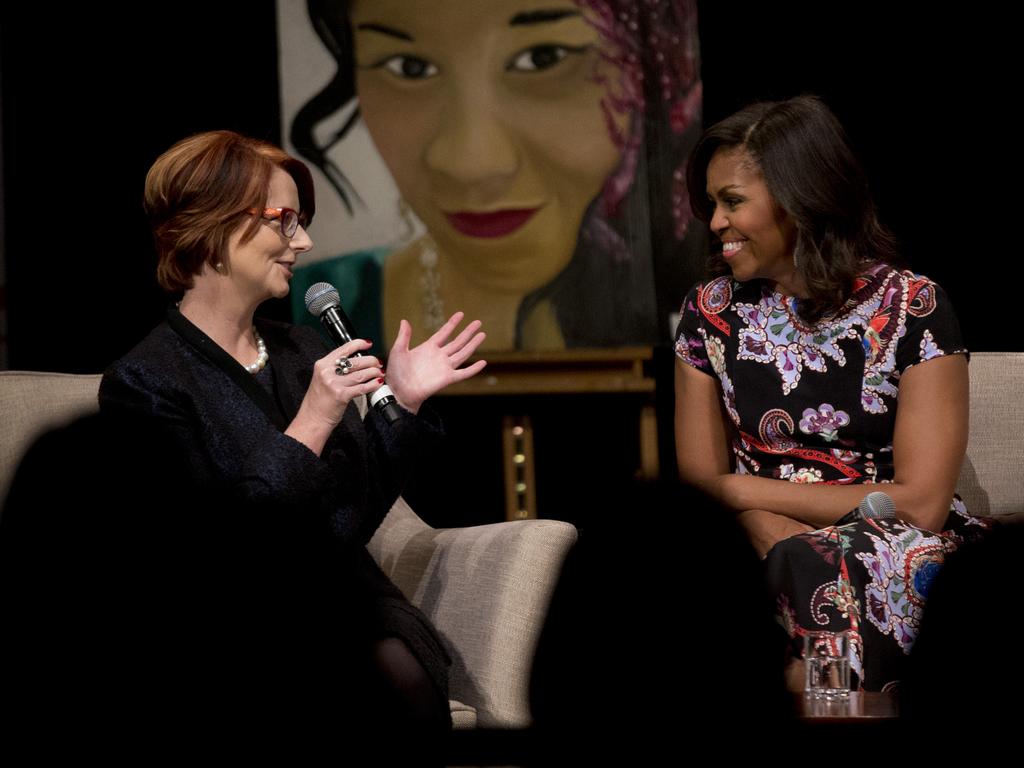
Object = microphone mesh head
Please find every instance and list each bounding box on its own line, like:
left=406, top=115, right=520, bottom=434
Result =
left=305, top=282, right=340, bottom=316
left=860, top=491, right=896, bottom=519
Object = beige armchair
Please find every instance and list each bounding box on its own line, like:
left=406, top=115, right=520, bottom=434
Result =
left=954, top=352, right=1024, bottom=520
left=0, top=370, right=578, bottom=729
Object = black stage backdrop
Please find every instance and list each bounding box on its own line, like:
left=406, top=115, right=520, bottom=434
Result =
left=1, top=2, right=285, bottom=372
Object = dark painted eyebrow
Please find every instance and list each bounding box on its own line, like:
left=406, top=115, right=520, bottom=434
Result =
left=355, top=23, right=414, bottom=42
left=356, top=11, right=580, bottom=39
left=509, top=9, right=581, bottom=26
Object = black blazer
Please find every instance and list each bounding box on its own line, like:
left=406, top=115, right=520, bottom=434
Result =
left=97, top=307, right=452, bottom=707
left=101, top=308, right=439, bottom=542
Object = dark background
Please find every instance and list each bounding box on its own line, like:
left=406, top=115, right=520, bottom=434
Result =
left=2, top=1, right=1016, bottom=523
left=2, top=1, right=1015, bottom=370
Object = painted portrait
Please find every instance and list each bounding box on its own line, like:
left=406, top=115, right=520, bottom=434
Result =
left=279, top=0, right=703, bottom=352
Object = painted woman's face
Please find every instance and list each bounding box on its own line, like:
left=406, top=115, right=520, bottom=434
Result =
left=351, top=0, right=628, bottom=294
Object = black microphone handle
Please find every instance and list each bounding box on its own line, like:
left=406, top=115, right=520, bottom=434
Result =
left=320, top=306, right=356, bottom=344
left=834, top=490, right=896, bottom=526
left=317, top=307, right=403, bottom=425
left=833, top=507, right=862, bottom=527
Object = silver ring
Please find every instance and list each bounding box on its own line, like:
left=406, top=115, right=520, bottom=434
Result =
left=334, top=356, right=353, bottom=376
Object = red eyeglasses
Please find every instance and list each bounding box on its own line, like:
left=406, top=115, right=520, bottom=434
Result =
left=248, top=207, right=302, bottom=238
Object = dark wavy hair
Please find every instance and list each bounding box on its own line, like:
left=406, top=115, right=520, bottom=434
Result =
left=290, top=0, right=360, bottom=213
left=687, top=95, right=900, bottom=322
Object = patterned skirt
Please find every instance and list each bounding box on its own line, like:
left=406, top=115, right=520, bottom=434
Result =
left=764, top=498, right=994, bottom=690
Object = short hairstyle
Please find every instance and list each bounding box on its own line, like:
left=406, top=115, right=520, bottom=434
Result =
left=687, top=95, right=899, bottom=321
left=144, top=130, right=316, bottom=293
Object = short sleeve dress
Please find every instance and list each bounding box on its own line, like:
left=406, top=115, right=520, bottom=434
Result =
left=675, top=262, right=993, bottom=690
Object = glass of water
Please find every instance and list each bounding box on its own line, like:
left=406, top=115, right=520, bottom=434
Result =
left=803, top=630, right=851, bottom=700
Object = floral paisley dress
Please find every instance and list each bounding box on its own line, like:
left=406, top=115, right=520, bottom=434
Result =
left=675, top=262, right=993, bottom=690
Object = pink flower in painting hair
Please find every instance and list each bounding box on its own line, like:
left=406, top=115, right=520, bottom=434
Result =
left=574, top=0, right=701, bottom=238
left=670, top=80, right=703, bottom=134
left=601, top=127, right=640, bottom=218
left=672, top=165, right=692, bottom=239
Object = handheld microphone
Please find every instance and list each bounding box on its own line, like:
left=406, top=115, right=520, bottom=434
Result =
left=834, top=491, right=896, bottom=526
left=304, top=282, right=404, bottom=425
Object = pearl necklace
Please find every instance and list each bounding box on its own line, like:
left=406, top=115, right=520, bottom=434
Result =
left=245, top=328, right=269, bottom=374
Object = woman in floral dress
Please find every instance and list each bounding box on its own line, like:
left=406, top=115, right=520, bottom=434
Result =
left=674, top=96, right=991, bottom=690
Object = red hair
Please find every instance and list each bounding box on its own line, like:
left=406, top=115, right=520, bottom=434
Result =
left=144, top=130, right=315, bottom=293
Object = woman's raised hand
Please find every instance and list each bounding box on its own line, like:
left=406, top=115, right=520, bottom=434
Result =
left=286, top=338, right=384, bottom=455
left=385, top=312, right=487, bottom=414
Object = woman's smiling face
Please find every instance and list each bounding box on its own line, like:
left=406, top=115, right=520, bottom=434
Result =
left=225, top=168, right=312, bottom=306
left=705, top=147, right=801, bottom=294
left=351, top=0, right=629, bottom=293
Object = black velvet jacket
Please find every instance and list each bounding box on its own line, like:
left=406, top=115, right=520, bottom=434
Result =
left=101, top=308, right=438, bottom=542
left=98, top=307, right=451, bottom=704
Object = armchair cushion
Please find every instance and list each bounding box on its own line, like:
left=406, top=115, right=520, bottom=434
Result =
left=957, top=352, right=1024, bottom=519
left=368, top=498, right=577, bottom=728
left=0, top=371, right=103, bottom=504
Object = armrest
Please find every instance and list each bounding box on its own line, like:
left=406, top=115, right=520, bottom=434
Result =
left=958, top=352, right=1024, bottom=519
left=367, top=499, right=578, bottom=728
left=0, top=371, right=102, bottom=505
